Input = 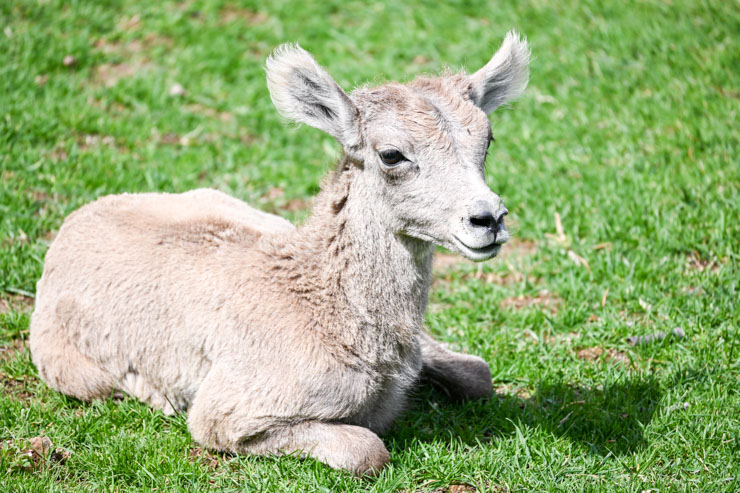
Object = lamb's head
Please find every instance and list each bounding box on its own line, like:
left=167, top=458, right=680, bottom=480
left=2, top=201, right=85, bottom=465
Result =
left=266, top=32, right=530, bottom=261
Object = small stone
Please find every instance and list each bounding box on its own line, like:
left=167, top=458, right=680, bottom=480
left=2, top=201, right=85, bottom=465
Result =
left=169, top=83, right=186, bottom=96
left=63, top=55, right=76, bottom=67
left=29, top=436, right=52, bottom=456
left=448, top=485, right=476, bottom=493
left=627, top=328, right=685, bottom=346
left=576, top=346, right=603, bottom=361
left=668, top=402, right=690, bottom=412
left=50, top=448, right=71, bottom=463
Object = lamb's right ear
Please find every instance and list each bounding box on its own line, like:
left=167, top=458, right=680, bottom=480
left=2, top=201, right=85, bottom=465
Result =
left=266, top=44, right=361, bottom=148
left=468, top=31, right=530, bottom=114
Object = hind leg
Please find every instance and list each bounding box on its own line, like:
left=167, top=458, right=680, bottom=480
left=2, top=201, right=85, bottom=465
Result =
left=29, top=308, right=115, bottom=401
left=187, top=366, right=389, bottom=476
left=242, top=421, right=390, bottom=476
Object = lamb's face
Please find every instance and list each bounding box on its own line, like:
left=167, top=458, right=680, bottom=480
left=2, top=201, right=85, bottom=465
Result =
left=349, top=78, right=509, bottom=261
left=266, top=32, right=529, bottom=261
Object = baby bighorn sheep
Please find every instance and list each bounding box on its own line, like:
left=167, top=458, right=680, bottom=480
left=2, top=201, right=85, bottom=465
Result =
left=30, top=31, right=530, bottom=475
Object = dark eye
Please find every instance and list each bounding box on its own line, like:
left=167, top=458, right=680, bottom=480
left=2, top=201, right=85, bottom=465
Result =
left=379, top=149, right=406, bottom=166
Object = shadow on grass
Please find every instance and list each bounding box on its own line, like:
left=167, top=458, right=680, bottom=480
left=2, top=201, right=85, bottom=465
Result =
left=389, top=375, right=661, bottom=456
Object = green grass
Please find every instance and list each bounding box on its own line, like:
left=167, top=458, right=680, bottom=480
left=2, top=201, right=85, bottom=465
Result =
left=1, top=0, right=738, bottom=491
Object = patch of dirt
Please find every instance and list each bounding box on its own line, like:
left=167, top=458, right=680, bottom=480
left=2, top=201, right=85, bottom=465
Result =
left=260, top=189, right=312, bottom=214
left=494, top=384, right=532, bottom=401
left=27, top=189, right=64, bottom=204
left=617, top=309, right=653, bottom=329
left=484, top=271, right=535, bottom=285
left=605, top=349, right=632, bottom=365
left=239, top=130, right=259, bottom=145
left=219, top=6, right=269, bottom=25
left=48, top=147, right=69, bottom=161
left=1, top=436, right=71, bottom=471
left=447, top=485, right=476, bottom=493
left=91, top=33, right=168, bottom=88
left=427, top=301, right=454, bottom=313
left=576, top=346, right=633, bottom=366
left=78, top=134, right=118, bottom=151
left=43, top=229, right=58, bottom=243
left=576, top=346, right=603, bottom=361
left=282, top=198, right=311, bottom=212
left=433, top=238, right=537, bottom=272
left=94, top=33, right=173, bottom=56
left=184, top=103, right=234, bottom=123
left=498, top=238, right=537, bottom=260
left=27, top=189, right=65, bottom=219
left=95, top=33, right=116, bottom=50
left=714, top=85, right=740, bottom=99
left=0, top=338, right=27, bottom=359
left=433, top=252, right=466, bottom=270
left=445, top=268, right=539, bottom=287
left=1, top=229, right=29, bottom=247
left=188, top=447, right=220, bottom=469
left=499, top=290, right=561, bottom=314
left=94, top=61, right=151, bottom=87
left=265, top=187, right=285, bottom=200
left=158, top=133, right=189, bottom=146
left=0, top=294, right=34, bottom=314
left=0, top=370, right=33, bottom=401
left=87, top=97, right=128, bottom=115
left=681, top=285, right=704, bottom=295
left=544, top=331, right=580, bottom=344
left=686, top=251, right=725, bottom=273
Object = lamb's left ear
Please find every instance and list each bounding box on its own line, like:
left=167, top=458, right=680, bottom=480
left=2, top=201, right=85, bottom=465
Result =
left=266, top=44, right=361, bottom=148
left=468, top=31, right=530, bottom=114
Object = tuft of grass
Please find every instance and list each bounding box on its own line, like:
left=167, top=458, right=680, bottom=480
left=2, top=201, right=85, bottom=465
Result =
left=1, top=0, right=738, bottom=491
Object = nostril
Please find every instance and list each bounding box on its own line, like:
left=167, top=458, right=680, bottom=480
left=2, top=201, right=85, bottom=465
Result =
left=469, top=211, right=496, bottom=230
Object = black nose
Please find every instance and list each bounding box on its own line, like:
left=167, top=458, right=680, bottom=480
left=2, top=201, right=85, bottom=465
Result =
left=468, top=202, right=507, bottom=232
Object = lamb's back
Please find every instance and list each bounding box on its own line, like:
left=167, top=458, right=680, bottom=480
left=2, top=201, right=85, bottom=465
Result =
left=32, top=189, right=295, bottom=401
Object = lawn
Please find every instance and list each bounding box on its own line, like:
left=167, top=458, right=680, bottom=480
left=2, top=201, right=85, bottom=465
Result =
left=1, top=0, right=738, bottom=491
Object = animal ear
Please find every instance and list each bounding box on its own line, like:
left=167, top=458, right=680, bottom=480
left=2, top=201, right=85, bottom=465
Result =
left=468, top=31, right=530, bottom=114
left=266, top=44, right=361, bottom=148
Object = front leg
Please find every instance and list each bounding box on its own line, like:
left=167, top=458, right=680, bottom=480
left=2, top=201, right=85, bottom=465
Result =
left=418, top=331, right=492, bottom=400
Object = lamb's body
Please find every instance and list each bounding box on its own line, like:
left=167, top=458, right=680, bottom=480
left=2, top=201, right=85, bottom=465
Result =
left=30, top=33, right=530, bottom=474
left=32, top=187, right=424, bottom=428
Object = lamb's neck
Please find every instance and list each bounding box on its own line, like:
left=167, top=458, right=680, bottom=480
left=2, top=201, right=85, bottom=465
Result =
left=291, top=171, right=434, bottom=332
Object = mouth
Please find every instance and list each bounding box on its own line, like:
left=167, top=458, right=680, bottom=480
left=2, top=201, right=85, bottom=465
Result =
left=451, top=235, right=503, bottom=261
